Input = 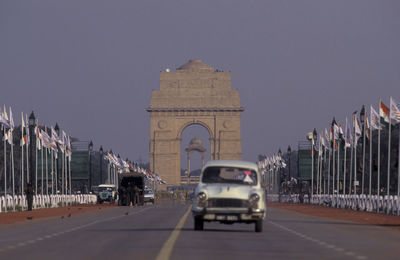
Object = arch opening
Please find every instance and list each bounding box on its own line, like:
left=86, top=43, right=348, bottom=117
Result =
left=180, top=124, right=211, bottom=185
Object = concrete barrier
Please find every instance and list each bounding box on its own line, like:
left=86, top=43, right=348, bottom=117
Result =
left=266, top=192, right=400, bottom=216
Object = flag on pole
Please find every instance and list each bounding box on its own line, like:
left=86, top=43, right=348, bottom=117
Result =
left=338, top=122, right=344, bottom=137
left=9, top=107, right=14, bottom=130
left=20, top=112, right=26, bottom=146
left=4, top=129, right=13, bottom=145
left=333, top=123, right=340, bottom=140
left=325, top=128, right=330, bottom=142
left=41, top=129, right=57, bottom=149
left=0, top=107, right=10, bottom=128
left=35, top=120, right=42, bottom=150
left=320, top=133, right=326, bottom=148
left=390, top=97, right=400, bottom=122
left=365, top=111, right=370, bottom=139
left=345, top=117, right=352, bottom=147
left=370, top=106, right=381, bottom=130
left=51, top=127, right=59, bottom=143
left=380, top=100, right=390, bottom=123
left=354, top=114, right=362, bottom=145
left=25, top=114, right=30, bottom=144
left=3, top=104, right=9, bottom=121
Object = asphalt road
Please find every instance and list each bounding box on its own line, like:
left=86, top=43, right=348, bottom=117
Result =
left=1, top=201, right=400, bottom=260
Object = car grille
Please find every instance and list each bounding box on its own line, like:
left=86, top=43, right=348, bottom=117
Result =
left=207, top=198, right=248, bottom=208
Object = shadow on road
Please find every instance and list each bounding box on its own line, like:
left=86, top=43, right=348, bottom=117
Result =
left=86, top=227, right=252, bottom=233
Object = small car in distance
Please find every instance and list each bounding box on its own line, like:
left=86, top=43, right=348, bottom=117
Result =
left=144, top=188, right=155, bottom=204
left=192, top=160, right=266, bottom=232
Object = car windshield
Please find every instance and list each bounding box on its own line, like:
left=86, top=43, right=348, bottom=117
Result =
left=202, top=166, right=258, bottom=185
left=99, top=187, right=114, bottom=192
left=144, top=190, right=153, bottom=194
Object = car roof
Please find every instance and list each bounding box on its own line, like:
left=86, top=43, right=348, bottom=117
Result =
left=203, top=160, right=258, bottom=171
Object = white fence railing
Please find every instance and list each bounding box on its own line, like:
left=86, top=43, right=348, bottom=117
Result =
left=267, top=194, right=400, bottom=215
left=0, top=194, right=97, bottom=213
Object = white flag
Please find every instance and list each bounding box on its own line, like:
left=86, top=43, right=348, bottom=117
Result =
left=370, top=106, right=381, bottom=130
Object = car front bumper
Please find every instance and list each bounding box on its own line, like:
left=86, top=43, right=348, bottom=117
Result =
left=192, top=207, right=265, bottom=221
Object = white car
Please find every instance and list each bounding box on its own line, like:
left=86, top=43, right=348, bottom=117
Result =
left=144, top=189, right=155, bottom=204
left=192, top=160, right=266, bottom=232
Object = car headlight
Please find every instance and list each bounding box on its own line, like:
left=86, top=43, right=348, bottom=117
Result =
left=249, top=193, right=260, bottom=208
left=197, top=192, right=207, bottom=207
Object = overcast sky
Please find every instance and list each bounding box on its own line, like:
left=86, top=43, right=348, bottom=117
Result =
left=1, top=1, right=399, bottom=169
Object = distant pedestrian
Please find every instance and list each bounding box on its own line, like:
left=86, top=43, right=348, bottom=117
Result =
left=25, top=182, right=34, bottom=211
left=133, top=185, right=140, bottom=206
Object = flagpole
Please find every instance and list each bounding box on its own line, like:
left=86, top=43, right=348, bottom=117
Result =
left=69, top=154, right=72, bottom=197
left=377, top=120, right=381, bottom=207
left=11, top=138, right=15, bottom=210
left=343, top=144, right=347, bottom=195
left=327, top=147, right=331, bottom=195
left=324, top=146, right=327, bottom=194
left=21, top=118, right=24, bottom=197
left=51, top=148, right=53, bottom=195
left=397, top=124, right=400, bottom=216
left=3, top=127, right=7, bottom=212
left=387, top=116, right=392, bottom=200
left=62, top=150, right=64, bottom=199
left=35, top=132, right=38, bottom=197
left=349, top=136, right=353, bottom=195
left=369, top=125, right=372, bottom=196
left=319, top=144, right=323, bottom=195
left=362, top=115, right=366, bottom=195
left=26, top=119, right=29, bottom=184
left=45, top=146, right=48, bottom=196
left=333, top=138, right=336, bottom=195
left=337, top=140, right=340, bottom=195
left=311, top=139, right=314, bottom=197
left=64, top=151, right=67, bottom=202
left=354, top=131, right=357, bottom=195
left=54, top=150, right=57, bottom=195
left=41, top=142, right=43, bottom=196
left=316, top=141, right=320, bottom=195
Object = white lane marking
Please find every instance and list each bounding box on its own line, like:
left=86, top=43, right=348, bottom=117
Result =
left=268, top=220, right=367, bottom=260
left=0, top=207, right=150, bottom=253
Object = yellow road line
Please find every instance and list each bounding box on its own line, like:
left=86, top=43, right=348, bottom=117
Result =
left=155, top=205, right=191, bottom=260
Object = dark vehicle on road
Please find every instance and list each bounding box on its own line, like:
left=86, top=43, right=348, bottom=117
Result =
left=118, top=172, right=145, bottom=206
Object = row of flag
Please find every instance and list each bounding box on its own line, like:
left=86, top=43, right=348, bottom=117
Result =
left=103, top=152, right=165, bottom=184
left=256, top=96, right=400, bottom=198
left=257, top=153, right=287, bottom=171
left=318, top=97, right=400, bottom=152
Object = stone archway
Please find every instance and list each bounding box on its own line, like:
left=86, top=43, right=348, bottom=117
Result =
left=146, top=60, right=244, bottom=187
left=184, top=137, right=207, bottom=184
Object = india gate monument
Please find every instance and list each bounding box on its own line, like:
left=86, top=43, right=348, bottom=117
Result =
left=146, top=60, right=244, bottom=187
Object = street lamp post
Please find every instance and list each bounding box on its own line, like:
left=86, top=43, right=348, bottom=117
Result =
left=27, top=112, right=36, bottom=211
left=88, top=140, right=93, bottom=192
left=99, top=146, right=103, bottom=185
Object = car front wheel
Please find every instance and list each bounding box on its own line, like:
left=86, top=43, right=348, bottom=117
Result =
left=194, top=216, right=204, bottom=231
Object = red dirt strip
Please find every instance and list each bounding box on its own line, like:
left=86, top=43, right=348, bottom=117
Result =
left=0, top=204, right=116, bottom=225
